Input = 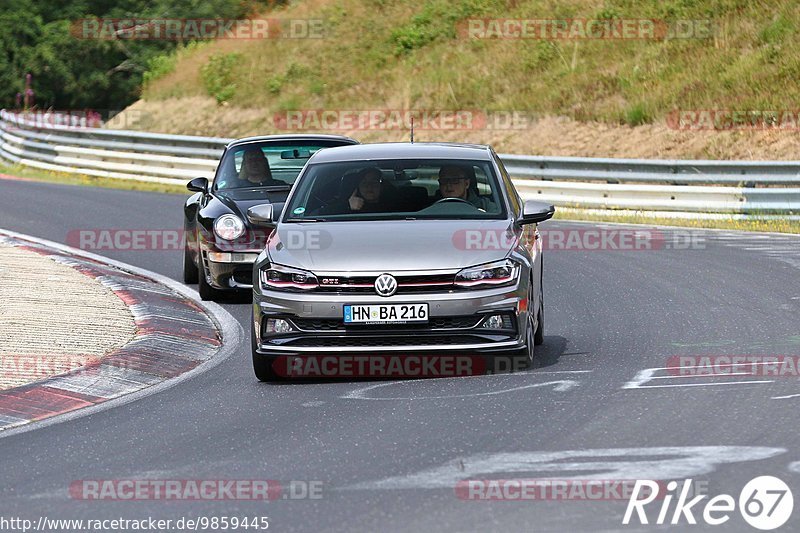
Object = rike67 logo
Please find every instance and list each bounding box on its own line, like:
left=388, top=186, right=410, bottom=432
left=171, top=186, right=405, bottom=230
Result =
left=624, top=476, right=793, bottom=530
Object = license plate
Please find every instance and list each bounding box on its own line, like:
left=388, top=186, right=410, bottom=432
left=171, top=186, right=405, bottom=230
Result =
left=344, top=304, right=428, bottom=324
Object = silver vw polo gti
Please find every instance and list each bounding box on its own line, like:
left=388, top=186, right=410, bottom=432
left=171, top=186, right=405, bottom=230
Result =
left=248, top=143, right=554, bottom=381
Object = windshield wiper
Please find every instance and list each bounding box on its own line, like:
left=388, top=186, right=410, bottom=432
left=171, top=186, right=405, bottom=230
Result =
left=286, top=217, right=328, bottom=222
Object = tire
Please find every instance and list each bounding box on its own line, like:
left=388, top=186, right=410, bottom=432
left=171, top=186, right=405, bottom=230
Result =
left=523, top=312, right=535, bottom=368
left=534, top=285, right=545, bottom=346
left=516, top=282, right=536, bottom=369
left=251, top=322, right=281, bottom=382
left=198, top=255, right=220, bottom=301
left=182, top=237, right=199, bottom=284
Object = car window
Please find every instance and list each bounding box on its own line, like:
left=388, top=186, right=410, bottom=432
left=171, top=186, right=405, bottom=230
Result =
left=214, top=140, right=353, bottom=190
left=493, top=152, right=520, bottom=215
left=284, top=159, right=506, bottom=220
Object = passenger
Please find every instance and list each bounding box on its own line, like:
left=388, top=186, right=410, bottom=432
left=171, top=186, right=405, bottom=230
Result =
left=436, top=165, right=496, bottom=211
left=315, top=167, right=395, bottom=215
left=347, top=167, right=391, bottom=212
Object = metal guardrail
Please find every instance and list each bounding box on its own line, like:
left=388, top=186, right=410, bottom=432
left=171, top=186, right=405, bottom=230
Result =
left=0, top=110, right=226, bottom=184
left=501, top=154, right=800, bottom=185
left=1, top=109, right=799, bottom=214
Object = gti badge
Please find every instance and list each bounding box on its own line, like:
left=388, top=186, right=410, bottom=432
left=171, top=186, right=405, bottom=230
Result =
left=374, top=274, right=398, bottom=297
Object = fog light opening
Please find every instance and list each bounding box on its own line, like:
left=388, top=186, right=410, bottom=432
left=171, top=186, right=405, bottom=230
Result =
left=265, top=318, right=294, bottom=334
left=481, top=314, right=512, bottom=329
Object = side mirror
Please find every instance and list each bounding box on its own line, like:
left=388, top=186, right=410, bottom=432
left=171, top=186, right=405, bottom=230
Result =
left=519, top=200, right=555, bottom=225
left=187, top=177, right=209, bottom=193
left=247, top=204, right=274, bottom=226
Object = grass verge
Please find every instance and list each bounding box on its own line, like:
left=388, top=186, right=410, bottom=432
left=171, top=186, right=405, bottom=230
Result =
left=0, top=163, right=188, bottom=195
left=555, top=207, right=800, bottom=234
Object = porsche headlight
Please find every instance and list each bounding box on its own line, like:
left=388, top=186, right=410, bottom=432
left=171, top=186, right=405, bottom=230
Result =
left=455, top=259, right=519, bottom=288
left=214, top=214, right=245, bottom=241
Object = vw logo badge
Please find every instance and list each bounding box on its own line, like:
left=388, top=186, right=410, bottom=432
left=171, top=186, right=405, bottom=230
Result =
left=374, top=274, right=398, bottom=297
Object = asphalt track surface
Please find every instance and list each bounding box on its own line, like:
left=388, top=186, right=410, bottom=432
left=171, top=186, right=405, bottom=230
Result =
left=1, top=178, right=800, bottom=532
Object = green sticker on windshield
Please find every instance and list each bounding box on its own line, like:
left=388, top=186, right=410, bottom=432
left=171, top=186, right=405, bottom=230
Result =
left=293, top=207, right=306, bottom=215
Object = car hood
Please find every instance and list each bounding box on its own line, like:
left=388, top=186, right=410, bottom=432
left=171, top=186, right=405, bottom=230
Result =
left=214, top=188, right=289, bottom=221
left=268, top=219, right=518, bottom=272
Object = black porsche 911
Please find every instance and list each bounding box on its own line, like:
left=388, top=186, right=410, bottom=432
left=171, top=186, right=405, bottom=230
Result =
left=183, top=134, right=359, bottom=300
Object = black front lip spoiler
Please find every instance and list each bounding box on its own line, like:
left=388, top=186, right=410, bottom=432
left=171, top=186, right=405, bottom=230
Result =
left=254, top=338, right=524, bottom=356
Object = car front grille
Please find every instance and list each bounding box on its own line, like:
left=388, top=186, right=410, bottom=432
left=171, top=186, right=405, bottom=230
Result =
left=315, top=273, right=455, bottom=294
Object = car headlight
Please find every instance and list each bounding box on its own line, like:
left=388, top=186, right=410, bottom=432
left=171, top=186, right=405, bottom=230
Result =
left=260, top=264, right=319, bottom=291
left=214, top=214, right=245, bottom=241
left=455, top=259, right=519, bottom=288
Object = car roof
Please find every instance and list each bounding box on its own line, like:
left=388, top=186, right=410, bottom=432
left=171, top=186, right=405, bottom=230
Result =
left=307, top=142, right=494, bottom=163
left=226, top=134, right=359, bottom=149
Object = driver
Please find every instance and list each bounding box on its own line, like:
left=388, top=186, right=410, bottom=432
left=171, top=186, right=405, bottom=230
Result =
left=436, top=165, right=496, bottom=211
left=238, top=148, right=284, bottom=187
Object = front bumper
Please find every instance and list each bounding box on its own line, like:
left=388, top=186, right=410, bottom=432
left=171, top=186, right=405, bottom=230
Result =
left=203, top=251, right=259, bottom=289
left=252, top=283, right=529, bottom=357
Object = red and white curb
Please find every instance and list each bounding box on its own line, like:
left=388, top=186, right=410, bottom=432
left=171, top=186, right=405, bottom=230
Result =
left=0, top=229, right=242, bottom=434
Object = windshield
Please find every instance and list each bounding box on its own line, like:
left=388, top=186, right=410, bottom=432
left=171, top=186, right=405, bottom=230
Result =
left=213, top=140, right=351, bottom=190
left=284, top=159, right=506, bottom=221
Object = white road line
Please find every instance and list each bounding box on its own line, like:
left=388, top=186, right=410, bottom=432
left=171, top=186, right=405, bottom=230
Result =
left=772, top=393, right=800, bottom=400
left=660, top=361, right=786, bottom=370
left=649, top=372, right=756, bottom=379
left=344, top=446, right=786, bottom=490
left=622, top=368, right=657, bottom=389
left=628, top=381, right=773, bottom=389
left=534, top=370, right=593, bottom=374
left=623, top=365, right=775, bottom=389
left=342, top=379, right=579, bottom=401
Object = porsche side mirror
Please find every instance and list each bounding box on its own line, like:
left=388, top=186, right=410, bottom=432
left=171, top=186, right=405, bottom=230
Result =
left=187, top=177, right=209, bottom=193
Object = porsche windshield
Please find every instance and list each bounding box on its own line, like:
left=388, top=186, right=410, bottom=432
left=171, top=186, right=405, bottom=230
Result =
left=214, top=141, right=348, bottom=190
left=283, top=159, right=506, bottom=221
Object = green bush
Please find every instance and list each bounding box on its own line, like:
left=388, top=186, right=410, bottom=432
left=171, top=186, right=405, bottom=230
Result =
left=759, top=15, right=794, bottom=44
left=266, top=75, right=285, bottom=95
left=389, top=0, right=499, bottom=55
left=201, top=53, right=242, bottom=104
left=624, top=102, right=651, bottom=126
left=143, top=54, right=176, bottom=86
